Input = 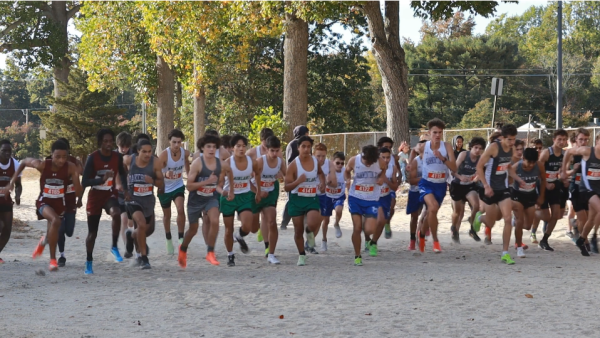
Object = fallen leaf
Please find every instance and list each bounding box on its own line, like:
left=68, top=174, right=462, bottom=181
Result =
left=289, top=333, right=295, bottom=335
left=429, top=279, right=433, bottom=281
left=365, top=313, right=372, bottom=316
left=279, top=315, right=284, bottom=319
left=138, top=320, right=141, bottom=325
left=525, top=294, right=533, bottom=298
left=467, top=318, right=475, bottom=321
left=76, top=237, right=80, bottom=239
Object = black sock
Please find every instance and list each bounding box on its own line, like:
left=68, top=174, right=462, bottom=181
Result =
left=370, top=240, right=377, bottom=245
left=542, top=233, right=550, bottom=242
left=178, top=232, right=184, bottom=240
left=86, top=252, right=93, bottom=261
left=141, top=255, right=149, bottom=263
left=355, top=255, right=362, bottom=259
left=239, top=229, right=248, bottom=237
left=180, top=246, right=187, bottom=252
left=264, top=242, right=269, bottom=249
left=166, top=232, right=172, bottom=240
left=207, top=246, right=214, bottom=252
left=305, top=228, right=312, bottom=234
left=410, top=233, right=416, bottom=240
left=300, top=251, right=306, bottom=256
left=419, top=232, right=426, bottom=238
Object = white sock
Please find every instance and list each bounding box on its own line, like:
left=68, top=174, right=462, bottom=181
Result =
left=268, top=253, right=274, bottom=258
left=136, top=253, right=141, bottom=258
left=60, top=252, right=65, bottom=258
left=228, top=251, right=234, bottom=256
left=502, top=251, right=508, bottom=256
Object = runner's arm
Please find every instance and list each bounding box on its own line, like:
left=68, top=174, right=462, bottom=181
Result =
left=443, top=142, right=457, bottom=173
left=388, top=165, right=399, bottom=191
left=327, top=160, right=337, bottom=188
left=476, top=144, right=498, bottom=190
left=184, top=149, right=191, bottom=176
left=284, top=160, right=301, bottom=192
left=154, top=160, right=165, bottom=191
left=9, top=157, right=43, bottom=189
left=452, top=151, right=467, bottom=180
left=68, top=162, right=83, bottom=196
left=408, top=158, right=420, bottom=186
left=253, top=157, right=262, bottom=195
left=81, top=155, right=105, bottom=188
left=344, top=157, right=355, bottom=182
left=538, top=162, right=546, bottom=203
left=507, top=162, right=524, bottom=186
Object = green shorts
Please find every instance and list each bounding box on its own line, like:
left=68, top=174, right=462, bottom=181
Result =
left=158, top=186, right=185, bottom=208
left=251, top=181, right=279, bottom=213
left=220, top=191, right=253, bottom=217
left=288, top=192, right=320, bottom=217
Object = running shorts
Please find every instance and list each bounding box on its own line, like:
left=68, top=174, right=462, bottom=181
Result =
left=187, top=198, right=220, bottom=224
left=479, top=188, right=510, bottom=205
left=220, top=191, right=253, bottom=217
left=87, top=197, right=120, bottom=217
left=570, top=189, right=589, bottom=212
left=379, top=194, right=393, bottom=220
left=348, top=196, right=379, bottom=218
left=510, top=188, right=536, bottom=209
left=406, top=190, right=423, bottom=215
left=288, top=193, right=320, bottom=217
left=449, top=182, right=478, bottom=202
left=158, top=186, right=185, bottom=209
left=319, top=194, right=345, bottom=217
left=419, top=179, right=446, bottom=207
left=251, top=183, right=279, bottom=213
left=540, top=184, right=568, bottom=210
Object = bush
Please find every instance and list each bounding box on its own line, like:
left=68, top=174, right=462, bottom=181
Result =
left=248, top=107, right=289, bottom=148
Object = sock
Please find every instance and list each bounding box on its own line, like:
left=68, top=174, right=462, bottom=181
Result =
left=305, top=228, right=312, bottom=234
left=502, top=251, right=508, bottom=256
left=207, top=246, right=214, bottom=252
left=355, top=255, right=361, bottom=259
left=141, top=255, right=149, bottom=263
left=542, top=233, right=550, bottom=242
left=264, top=242, right=269, bottom=249
left=419, top=232, right=426, bottom=238
left=300, top=251, right=306, bottom=256
left=370, top=240, right=377, bottom=245
left=322, top=239, right=327, bottom=242
left=410, top=233, right=416, bottom=240
left=239, top=229, right=248, bottom=237
left=180, top=246, right=187, bottom=253
left=178, top=232, right=184, bottom=240
left=136, top=253, right=141, bottom=258
left=228, top=251, right=234, bottom=256
left=543, top=221, right=548, bottom=233
left=60, top=252, right=65, bottom=258
left=166, top=232, right=172, bottom=240
left=86, top=252, right=93, bottom=261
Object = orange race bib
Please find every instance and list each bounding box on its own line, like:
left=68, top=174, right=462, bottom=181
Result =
left=43, top=185, right=64, bottom=198
left=521, top=182, right=536, bottom=192
left=93, top=177, right=113, bottom=190
left=575, top=174, right=581, bottom=182
left=197, top=186, right=216, bottom=197
left=380, top=186, right=390, bottom=195
left=165, top=170, right=182, bottom=180
left=260, top=180, right=275, bottom=188
left=496, top=163, right=508, bottom=174
left=298, top=186, right=317, bottom=197
left=133, top=184, right=153, bottom=196
left=326, top=187, right=342, bottom=195
left=233, top=182, right=249, bottom=190
left=587, top=168, right=600, bottom=180
left=546, top=171, right=559, bottom=181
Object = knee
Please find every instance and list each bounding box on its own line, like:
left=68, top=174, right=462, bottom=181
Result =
left=177, top=206, right=185, bottom=216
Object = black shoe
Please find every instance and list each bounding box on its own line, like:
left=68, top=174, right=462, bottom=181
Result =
left=591, top=236, right=598, bottom=254
left=235, top=232, right=249, bottom=254
left=469, top=229, right=481, bottom=242
left=58, top=256, right=66, bottom=267
left=140, top=261, right=151, bottom=270
left=125, top=230, right=134, bottom=255
left=538, top=240, right=554, bottom=252
left=124, top=251, right=133, bottom=259
left=280, top=224, right=287, bottom=230
left=576, top=238, right=590, bottom=256
left=227, top=254, right=235, bottom=267
left=451, top=226, right=460, bottom=244
left=307, top=247, right=319, bottom=254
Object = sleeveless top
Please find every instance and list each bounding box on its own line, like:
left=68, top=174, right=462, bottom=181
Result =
left=326, top=168, right=345, bottom=199
left=37, top=159, right=69, bottom=216
left=582, top=148, right=600, bottom=193
left=452, top=151, right=478, bottom=185
left=317, top=159, right=330, bottom=196
left=421, top=141, right=448, bottom=184
left=162, top=147, right=185, bottom=193
left=545, top=146, right=563, bottom=183
left=126, top=154, right=156, bottom=217
left=189, top=155, right=221, bottom=203
left=89, top=150, right=120, bottom=196
left=512, top=161, right=540, bottom=194
left=292, top=156, right=319, bottom=197
left=349, top=154, right=381, bottom=201
left=380, top=162, right=394, bottom=197
left=410, top=157, right=423, bottom=193
left=0, top=158, right=17, bottom=205
left=64, top=155, right=78, bottom=212
left=484, top=140, right=512, bottom=190
left=251, top=155, right=281, bottom=193
left=223, top=156, right=252, bottom=194
left=570, top=155, right=583, bottom=192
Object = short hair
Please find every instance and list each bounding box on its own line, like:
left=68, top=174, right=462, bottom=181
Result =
left=135, top=133, right=150, bottom=142
left=427, top=118, right=446, bottom=130
left=0, top=139, right=11, bottom=147
left=51, top=139, right=69, bottom=152
left=333, top=151, right=345, bottom=161
left=230, top=134, right=248, bottom=147
left=553, top=129, right=568, bottom=138
left=205, top=129, right=219, bottom=137
left=314, top=143, right=327, bottom=152
left=530, top=138, right=543, bottom=146
left=515, top=139, right=525, bottom=148
left=265, top=136, right=281, bottom=149
left=362, top=145, right=379, bottom=164
left=220, top=135, right=232, bottom=148
left=489, top=131, right=502, bottom=143
left=57, top=137, right=70, bottom=149
left=168, top=129, right=185, bottom=141
left=501, top=124, right=517, bottom=137
left=570, top=132, right=577, bottom=144
left=199, top=135, right=221, bottom=149
left=96, top=129, right=114, bottom=147
left=260, top=128, right=274, bottom=141
left=576, top=128, right=590, bottom=137
left=116, top=132, right=132, bottom=147
left=137, top=139, right=152, bottom=152
left=377, top=137, right=394, bottom=148
left=379, top=147, right=391, bottom=154
left=469, top=137, right=486, bottom=149
left=523, top=148, right=539, bottom=162
left=297, top=135, right=314, bottom=146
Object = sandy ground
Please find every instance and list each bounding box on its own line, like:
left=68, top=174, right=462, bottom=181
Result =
left=2, top=169, right=600, bottom=337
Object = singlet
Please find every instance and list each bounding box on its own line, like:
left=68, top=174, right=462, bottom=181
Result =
left=117, top=148, right=132, bottom=204
left=291, top=156, right=319, bottom=197
left=326, top=168, right=345, bottom=199
left=162, top=147, right=185, bottom=193
left=37, top=159, right=69, bottom=216
left=0, top=158, right=18, bottom=205
left=380, top=162, right=394, bottom=197
left=410, top=157, right=423, bottom=193
left=317, top=159, right=330, bottom=196
left=256, top=146, right=262, bottom=158
left=126, top=154, right=156, bottom=217
left=452, top=151, right=478, bottom=185
left=570, top=155, right=583, bottom=192
left=484, top=140, right=512, bottom=190
left=189, top=155, right=221, bottom=203
left=89, top=150, right=120, bottom=196
left=421, top=141, right=448, bottom=184
left=582, top=148, right=600, bottom=193
left=512, top=161, right=540, bottom=194
left=64, top=155, right=78, bottom=211
left=545, top=146, right=563, bottom=183
left=349, top=154, right=381, bottom=201
left=251, top=155, right=281, bottom=193
left=223, top=156, right=252, bottom=194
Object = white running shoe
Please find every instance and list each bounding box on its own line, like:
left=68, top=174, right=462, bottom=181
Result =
left=517, top=246, right=526, bottom=258
left=321, top=241, right=328, bottom=252
left=334, top=224, right=342, bottom=238
left=267, top=254, right=280, bottom=265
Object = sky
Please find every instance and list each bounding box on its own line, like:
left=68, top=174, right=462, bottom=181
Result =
left=0, top=0, right=549, bottom=70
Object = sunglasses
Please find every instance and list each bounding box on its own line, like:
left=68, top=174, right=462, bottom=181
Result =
left=536, top=147, right=542, bottom=150
left=334, top=161, right=344, bottom=165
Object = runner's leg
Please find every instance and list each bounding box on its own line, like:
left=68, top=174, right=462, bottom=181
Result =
left=174, top=195, right=186, bottom=242
left=0, top=211, right=13, bottom=257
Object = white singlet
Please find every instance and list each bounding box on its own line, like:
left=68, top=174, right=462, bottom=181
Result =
left=292, top=156, right=319, bottom=197
left=349, top=154, right=381, bottom=201
left=421, top=141, right=448, bottom=184
left=223, top=155, right=252, bottom=194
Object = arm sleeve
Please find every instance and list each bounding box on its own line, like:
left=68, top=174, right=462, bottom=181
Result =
left=118, top=154, right=127, bottom=188
left=81, top=155, right=104, bottom=188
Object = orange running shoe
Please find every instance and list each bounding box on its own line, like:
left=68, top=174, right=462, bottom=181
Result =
left=49, top=259, right=58, bottom=271
left=407, top=239, right=416, bottom=251
left=515, top=243, right=529, bottom=250
left=0, top=257, right=5, bottom=264
left=178, top=247, right=187, bottom=268
left=485, top=226, right=492, bottom=237
left=206, top=252, right=220, bottom=266
left=418, top=231, right=425, bottom=253
left=433, top=241, right=442, bottom=253
left=32, top=236, right=46, bottom=259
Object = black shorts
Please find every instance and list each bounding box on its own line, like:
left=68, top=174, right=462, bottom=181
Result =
left=479, top=188, right=510, bottom=205
left=540, top=184, right=568, bottom=209
left=0, top=204, right=13, bottom=213
left=119, top=203, right=127, bottom=214
left=571, top=189, right=592, bottom=212
left=511, top=188, right=537, bottom=209
left=126, top=203, right=152, bottom=224
left=449, top=182, right=478, bottom=202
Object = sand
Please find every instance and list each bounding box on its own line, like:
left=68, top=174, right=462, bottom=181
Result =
left=1, top=169, right=600, bottom=338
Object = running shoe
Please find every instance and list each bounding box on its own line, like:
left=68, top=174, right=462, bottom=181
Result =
left=306, top=231, right=316, bottom=248
left=515, top=243, right=529, bottom=250
left=166, top=239, right=174, bottom=255
left=111, top=247, right=123, bottom=262
left=539, top=240, right=554, bottom=251
left=58, top=256, right=66, bottom=267
left=364, top=240, right=371, bottom=252
left=566, top=231, right=574, bottom=239
left=433, top=241, right=442, bottom=253
left=469, top=229, right=481, bottom=242
left=235, top=232, right=249, bottom=254
left=125, top=229, right=134, bottom=256
left=384, top=223, right=392, bottom=239
left=530, top=232, right=538, bottom=244
left=418, top=231, right=425, bottom=253
left=227, top=254, right=235, bottom=267
left=49, top=259, right=58, bottom=271
left=369, top=243, right=378, bottom=257
left=586, top=242, right=591, bottom=252
left=501, top=253, right=515, bottom=265
left=334, top=224, right=342, bottom=238
left=573, top=225, right=580, bottom=238
left=297, top=255, right=306, bottom=266
left=321, top=241, right=328, bottom=252
left=267, top=254, right=280, bottom=265
left=407, top=239, right=416, bottom=251
left=32, top=235, right=46, bottom=259
left=451, top=226, right=460, bottom=244
left=257, top=229, right=263, bottom=242
left=472, top=211, right=483, bottom=232
left=354, top=256, right=363, bottom=266
left=576, top=237, right=590, bottom=256
left=84, top=261, right=93, bottom=274
left=264, top=248, right=269, bottom=257
left=124, top=251, right=133, bottom=259
left=307, top=246, right=319, bottom=254
left=517, top=247, right=526, bottom=258
left=178, top=248, right=187, bottom=268
left=140, top=260, right=151, bottom=270
left=0, top=258, right=4, bottom=264
left=206, top=252, right=220, bottom=265
left=591, top=236, right=599, bottom=254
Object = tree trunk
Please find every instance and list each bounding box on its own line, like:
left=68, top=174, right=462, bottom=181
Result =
left=364, top=1, right=410, bottom=144
left=193, top=86, right=206, bottom=152
left=51, top=1, right=70, bottom=99
left=156, top=55, right=175, bottom=154
left=282, top=11, right=309, bottom=141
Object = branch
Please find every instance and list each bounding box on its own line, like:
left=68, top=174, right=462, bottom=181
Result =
left=362, top=1, right=386, bottom=54
left=66, top=4, right=81, bottom=21
left=0, top=38, right=49, bottom=52
left=0, top=17, right=27, bottom=40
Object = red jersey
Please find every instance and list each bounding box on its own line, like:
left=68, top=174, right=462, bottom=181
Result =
left=0, top=158, right=17, bottom=206
left=36, top=159, right=69, bottom=217
left=86, top=150, right=120, bottom=213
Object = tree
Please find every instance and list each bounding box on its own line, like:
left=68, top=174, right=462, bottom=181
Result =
left=457, top=98, right=527, bottom=129
left=420, top=12, right=475, bottom=40
left=0, top=1, right=81, bottom=98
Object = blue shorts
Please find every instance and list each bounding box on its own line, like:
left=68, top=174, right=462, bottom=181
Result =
left=379, top=194, right=393, bottom=219
left=419, top=179, right=446, bottom=207
left=348, top=196, right=380, bottom=218
left=406, top=190, right=423, bottom=214
left=319, top=194, right=345, bottom=217
left=390, top=191, right=396, bottom=199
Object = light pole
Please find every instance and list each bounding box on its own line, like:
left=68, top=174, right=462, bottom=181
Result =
left=556, top=1, right=563, bottom=128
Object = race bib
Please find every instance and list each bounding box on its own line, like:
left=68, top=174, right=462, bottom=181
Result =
left=587, top=168, right=600, bottom=180
left=93, top=176, right=113, bottom=191
left=165, top=170, right=182, bottom=180
left=354, top=184, right=376, bottom=198
left=43, top=185, right=64, bottom=198
left=546, top=171, right=559, bottom=181
left=427, top=171, right=446, bottom=183
left=496, top=163, right=509, bottom=175
left=260, top=179, right=275, bottom=190
left=133, top=184, right=153, bottom=196
left=380, top=185, right=390, bottom=196
left=233, top=181, right=249, bottom=191
left=575, top=174, right=581, bottom=182
left=66, top=184, right=75, bottom=194
left=298, top=186, right=317, bottom=197
left=326, top=187, right=342, bottom=195
left=520, top=182, right=536, bottom=192
left=197, top=185, right=216, bottom=197
left=460, top=174, right=476, bottom=185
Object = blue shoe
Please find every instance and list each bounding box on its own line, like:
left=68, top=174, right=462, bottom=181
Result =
left=111, top=247, right=123, bottom=262
left=84, top=261, right=94, bottom=274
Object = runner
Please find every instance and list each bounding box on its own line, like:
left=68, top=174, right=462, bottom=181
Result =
left=281, top=125, right=310, bottom=230
left=508, top=148, right=546, bottom=258
left=192, top=129, right=231, bottom=161
left=417, top=118, right=457, bottom=253
left=371, top=146, right=398, bottom=256
left=116, top=131, right=133, bottom=252
left=0, top=140, right=20, bottom=263
left=449, top=137, right=485, bottom=243
left=9, top=140, right=82, bottom=271
left=82, top=129, right=128, bottom=274
left=312, top=143, right=337, bottom=253
left=565, top=132, right=578, bottom=239
left=376, top=136, right=400, bottom=239
left=473, top=124, right=518, bottom=264
left=535, top=129, right=569, bottom=251
left=123, top=139, right=164, bottom=269
left=285, top=135, right=326, bottom=266
left=531, top=139, right=544, bottom=155
left=221, top=134, right=256, bottom=267
left=221, top=135, right=233, bottom=155
left=158, top=129, right=190, bottom=255
left=324, top=151, right=347, bottom=241
left=179, top=134, right=233, bottom=268
left=251, top=135, right=285, bottom=263
left=406, top=138, right=426, bottom=250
